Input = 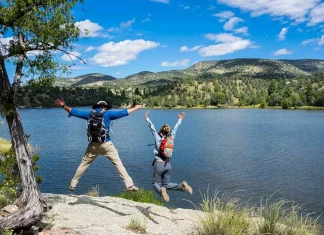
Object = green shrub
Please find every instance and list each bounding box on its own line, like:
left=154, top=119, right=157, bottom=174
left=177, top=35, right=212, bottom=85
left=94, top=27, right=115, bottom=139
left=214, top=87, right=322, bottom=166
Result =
left=0, top=193, right=11, bottom=209
left=0, top=138, right=42, bottom=208
left=194, top=191, right=250, bottom=235
left=116, top=189, right=163, bottom=206
left=254, top=197, right=321, bottom=235
left=194, top=191, right=321, bottom=235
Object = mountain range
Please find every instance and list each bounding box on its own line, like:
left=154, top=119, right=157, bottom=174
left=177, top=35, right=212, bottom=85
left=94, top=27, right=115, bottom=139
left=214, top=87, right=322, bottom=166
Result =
left=54, top=59, right=324, bottom=87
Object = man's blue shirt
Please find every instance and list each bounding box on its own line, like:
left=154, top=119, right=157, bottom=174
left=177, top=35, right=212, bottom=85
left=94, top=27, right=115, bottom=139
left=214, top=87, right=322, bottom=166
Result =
left=68, top=108, right=129, bottom=141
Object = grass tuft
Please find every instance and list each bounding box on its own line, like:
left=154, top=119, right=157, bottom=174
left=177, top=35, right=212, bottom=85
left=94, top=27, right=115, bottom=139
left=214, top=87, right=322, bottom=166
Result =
left=87, top=184, right=100, bottom=197
left=116, top=189, right=163, bottom=206
left=194, top=190, right=250, bottom=235
left=126, top=216, right=147, bottom=234
left=193, top=190, right=321, bottom=235
left=254, top=196, right=321, bottom=235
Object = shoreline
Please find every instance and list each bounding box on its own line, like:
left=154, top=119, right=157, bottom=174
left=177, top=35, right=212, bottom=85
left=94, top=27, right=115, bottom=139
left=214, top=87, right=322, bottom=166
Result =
left=14, top=105, right=324, bottom=110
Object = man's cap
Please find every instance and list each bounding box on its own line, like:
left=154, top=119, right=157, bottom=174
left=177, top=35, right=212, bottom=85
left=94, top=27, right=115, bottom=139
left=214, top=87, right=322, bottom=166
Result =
left=92, top=101, right=112, bottom=109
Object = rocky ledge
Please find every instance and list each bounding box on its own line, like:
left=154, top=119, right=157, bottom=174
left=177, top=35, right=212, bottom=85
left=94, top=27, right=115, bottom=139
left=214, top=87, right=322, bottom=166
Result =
left=39, top=194, right=202, bottom=235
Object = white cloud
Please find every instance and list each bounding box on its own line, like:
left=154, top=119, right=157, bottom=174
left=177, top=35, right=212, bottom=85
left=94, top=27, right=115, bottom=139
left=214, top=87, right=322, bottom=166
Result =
left=107, top=27, right=119, bottom=32
left=302, top=38, right=317, bottom=45
left=26, top=50, right=43, bottom=57
left=274, top=48, right=292, bottom=55
left=308, top=3, right=324, bottom=26
left=0, top=35, right=13, bottom=46
left=302, top=35, right=324, bottom=46
left=0, top=35, right=13, bottom=54
left=199, top=41, right=251, bottom=56
left=61, top=51, right=81, bottom=61
left=150, top=0, right=169, bottom=4
left=85, top=46, right=96, bottom=52
left=184, top=6, right=190, bottom=10
left=221, top=17, right=249, bottom=35
left=278, top=27, right=288, bottom=41
left=224, top=17, right=244, bottom=30
left=199, top=33, right=251, bottom=56
left=180, top=45, right=202, bottom=52
left=319, top=35, right=324, bottom=45
left=76, top=19, right=110, bottom=38
left=68, top=66, right=90, bottom=70
left=235, top=26, right=249, bottom=35
left=108, top=19, right=136, bottom=33
left=297, top=28, right=303, bottom=32
left=218, top=0, right=319, bottom=24
left=161, top=59, right=190, bottom=67
left=207, top=6, right=216, bottom=11
left=120, top=18, right=135, bottom=28
left=205, top=33, right=243, bottom=43
left=213, top=11, right=235, bottom=19
left=142, top=19, right=150, bottom=23
left=90, top=39, right=160, bottom=67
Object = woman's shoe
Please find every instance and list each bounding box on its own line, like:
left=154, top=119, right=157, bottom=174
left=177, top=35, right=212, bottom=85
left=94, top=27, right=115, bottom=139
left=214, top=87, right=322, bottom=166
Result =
left=126, top=185, right=139, bottom=192
left=182, top=181, right=193, bottom=195
left=161, top=187, right=170, bottom=202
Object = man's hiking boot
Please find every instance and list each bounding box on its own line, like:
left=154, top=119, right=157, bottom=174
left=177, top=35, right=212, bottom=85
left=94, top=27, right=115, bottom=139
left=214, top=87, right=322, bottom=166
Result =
left=182, top=181, right=193, bottom=195
left=69, top=186, right=75, bottom=191
left=161, top=187, right=170, bottom=202
left=126, top=185, right=139, bottom=192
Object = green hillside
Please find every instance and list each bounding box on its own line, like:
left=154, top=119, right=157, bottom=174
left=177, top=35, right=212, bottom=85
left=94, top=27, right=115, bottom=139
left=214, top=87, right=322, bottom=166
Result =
left=54, top=59, right=324, bottom=87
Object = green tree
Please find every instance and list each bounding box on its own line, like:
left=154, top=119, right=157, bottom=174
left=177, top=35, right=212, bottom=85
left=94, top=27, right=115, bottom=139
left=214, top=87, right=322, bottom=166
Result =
left=281, top=97, right=293, bottom=109
left=0, top=0, right=83, bottom=231
left=132, top=95, right=143, bottom=105
left=211, top=92, right=225, bottom=106
left=267, top=80, right=277, bottom=96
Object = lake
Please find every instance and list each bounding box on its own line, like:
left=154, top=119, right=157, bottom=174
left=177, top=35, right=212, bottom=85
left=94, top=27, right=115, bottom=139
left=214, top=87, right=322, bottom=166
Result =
left=1, top=108, right=324, bottom=218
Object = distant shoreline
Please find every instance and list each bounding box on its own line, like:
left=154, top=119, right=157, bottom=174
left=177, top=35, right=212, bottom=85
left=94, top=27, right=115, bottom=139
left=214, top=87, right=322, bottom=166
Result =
left=15, top=105, right=324, bottom=110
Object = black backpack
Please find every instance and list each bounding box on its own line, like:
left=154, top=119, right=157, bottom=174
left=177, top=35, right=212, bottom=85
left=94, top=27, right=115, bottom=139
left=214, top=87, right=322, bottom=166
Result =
left=87, top=111, right=107, bottom=143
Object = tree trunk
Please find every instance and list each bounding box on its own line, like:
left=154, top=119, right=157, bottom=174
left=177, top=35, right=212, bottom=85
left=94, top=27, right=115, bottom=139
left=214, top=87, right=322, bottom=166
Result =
left=0, top=59, right=47, bottom=231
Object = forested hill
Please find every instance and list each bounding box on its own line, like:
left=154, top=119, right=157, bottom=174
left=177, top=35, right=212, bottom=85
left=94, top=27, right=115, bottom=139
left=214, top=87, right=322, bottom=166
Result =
left=54, top=59, right=324, bottom=87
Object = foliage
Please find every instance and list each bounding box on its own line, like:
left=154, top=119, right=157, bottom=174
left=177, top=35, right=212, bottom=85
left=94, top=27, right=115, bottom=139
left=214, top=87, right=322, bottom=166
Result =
left=14, top=71, right=324, bottom=110
left=194, top=191, right=250, bottom=235
left=0, top=141, right=42, bottom=208
left=254, top=197, right=321, bottom=235
left=116, top=189, right=164, bottom=206
left=193, top=191, right=321, bottom=235
left=0, top=0, right=84, bottom=79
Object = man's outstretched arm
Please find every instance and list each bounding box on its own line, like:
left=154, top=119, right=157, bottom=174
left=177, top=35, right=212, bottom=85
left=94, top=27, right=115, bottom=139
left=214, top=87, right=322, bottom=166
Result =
left=55, top=98, right=90, bottom=120
left=56, top=99, right=71, bottom=113
left=127, top=105, right=142, bottom=114
left=108, top=105, right=142, bottom=120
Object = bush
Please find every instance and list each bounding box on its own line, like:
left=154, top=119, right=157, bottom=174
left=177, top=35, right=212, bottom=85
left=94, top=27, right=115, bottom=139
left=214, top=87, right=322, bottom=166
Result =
left=0, top=138, right=42, bottom=208
left=281, top=98, right=293, bottom=109
left=116, top=189, right=163, bottom=206
left=259, top=100, right=267, bottom=109
left=255, top=197, right=321, bottom=235
left=194, top=191, right=250, bottom=235
left=194, top=191, right=321, bottom=235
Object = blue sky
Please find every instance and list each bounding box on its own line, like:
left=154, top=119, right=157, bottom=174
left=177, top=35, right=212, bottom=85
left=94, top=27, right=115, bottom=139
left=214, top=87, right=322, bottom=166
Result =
left=2, top=0, right=324, bottom=79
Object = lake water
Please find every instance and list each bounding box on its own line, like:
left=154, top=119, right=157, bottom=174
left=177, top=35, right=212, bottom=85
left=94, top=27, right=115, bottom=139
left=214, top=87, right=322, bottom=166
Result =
left=1, top=108, right=324, bottom=218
